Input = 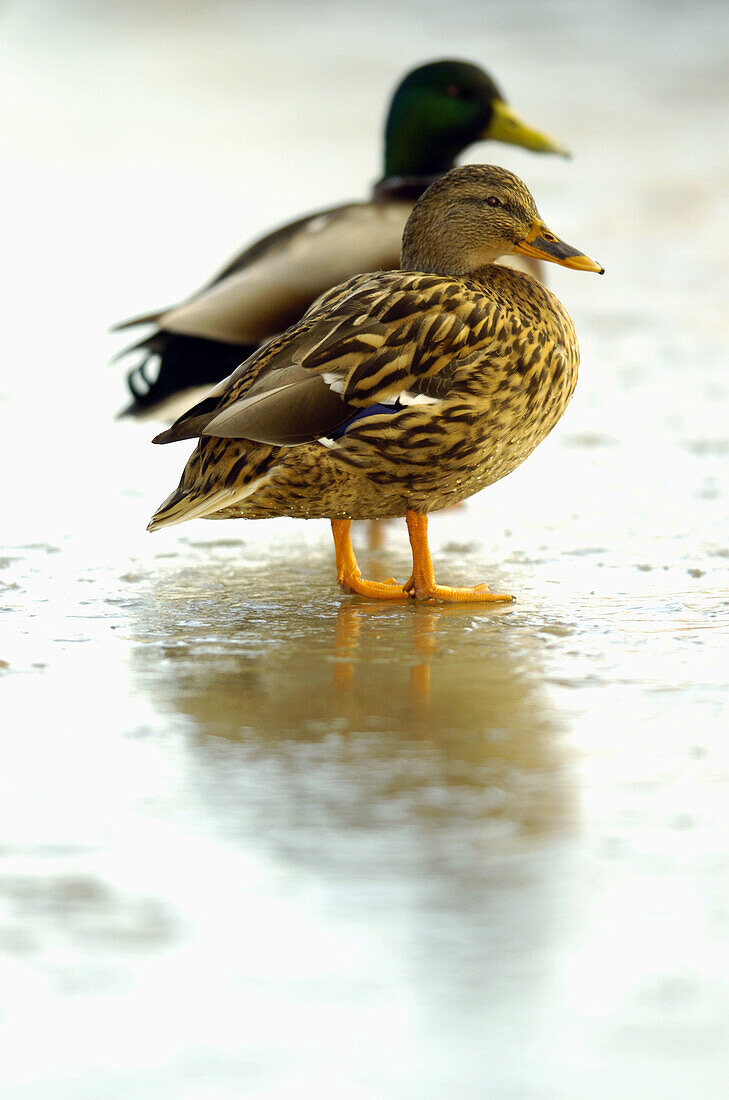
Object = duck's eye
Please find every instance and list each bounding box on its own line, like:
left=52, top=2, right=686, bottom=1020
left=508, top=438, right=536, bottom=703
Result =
left=445, top=85, right=461, bottom=98
left=541, top=231, right=558, bottom=242
left=487, top=196, right=502, bottom=207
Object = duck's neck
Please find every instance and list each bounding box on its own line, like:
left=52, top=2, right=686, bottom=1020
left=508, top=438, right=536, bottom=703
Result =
left=372, top=175, right=441, bottom=202
left=400, top=201, right=505, bottom=275
left=400, top=243, right=503, bottom=276
left=382, top=137, right=459, bottom=180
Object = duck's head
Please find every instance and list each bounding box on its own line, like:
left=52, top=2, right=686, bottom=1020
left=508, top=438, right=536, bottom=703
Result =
left=382, top=60, right=568, bottom=180
left=401, top=164, right=604, bottom=276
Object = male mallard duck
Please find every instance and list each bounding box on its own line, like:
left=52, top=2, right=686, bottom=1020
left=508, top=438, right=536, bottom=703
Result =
left=147, top=165, right=602, bottom=603
left=116, top=60, right=566, bottom=418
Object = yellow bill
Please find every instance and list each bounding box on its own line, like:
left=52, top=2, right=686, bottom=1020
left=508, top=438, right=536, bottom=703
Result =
left=514, top=218, right=604, bottom=273
left=486, top=99, right=570, bottom=157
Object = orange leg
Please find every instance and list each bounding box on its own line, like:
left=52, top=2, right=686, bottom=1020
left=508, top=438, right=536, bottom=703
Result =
left=331, top=519, right=409, bottom=600
left=404, top=511, right=514, bottom=603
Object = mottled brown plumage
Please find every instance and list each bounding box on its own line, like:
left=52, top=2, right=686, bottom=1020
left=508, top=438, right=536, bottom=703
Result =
left=148, top=165, right=602, bottom=602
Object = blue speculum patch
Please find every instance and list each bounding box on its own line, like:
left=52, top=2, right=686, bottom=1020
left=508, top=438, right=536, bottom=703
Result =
left=328, top=401, right=404, bottom=440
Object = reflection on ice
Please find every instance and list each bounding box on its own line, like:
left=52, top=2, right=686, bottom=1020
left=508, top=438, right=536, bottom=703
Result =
left=129, top=567, right=573, bottom=845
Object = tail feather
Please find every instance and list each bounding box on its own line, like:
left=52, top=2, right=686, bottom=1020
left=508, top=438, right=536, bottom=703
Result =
left=110, top=308, right=169, bottom=332
left=148, top=474, right=273, bottom=531
left=117, top=331, right=254, bottom=418
left=148, top=484, right=244, bottom=531
left=147, top=438, right=274, bottom=531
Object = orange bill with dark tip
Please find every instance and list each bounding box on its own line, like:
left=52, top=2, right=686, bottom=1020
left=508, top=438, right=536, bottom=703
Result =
left=514, top=218, right=604, bottom=273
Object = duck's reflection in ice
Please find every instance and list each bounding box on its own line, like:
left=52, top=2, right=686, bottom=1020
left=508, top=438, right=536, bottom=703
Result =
left=130, top=564, right=574, bottom=849
left=126, top=563, right=580, bottom=1037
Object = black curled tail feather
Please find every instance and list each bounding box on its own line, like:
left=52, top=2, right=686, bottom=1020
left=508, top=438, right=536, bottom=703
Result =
left=117, top=331, right=255, bottom=418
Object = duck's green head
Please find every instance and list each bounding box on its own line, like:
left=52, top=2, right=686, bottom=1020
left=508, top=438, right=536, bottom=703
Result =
left=383, top=60, right=568, bottom=180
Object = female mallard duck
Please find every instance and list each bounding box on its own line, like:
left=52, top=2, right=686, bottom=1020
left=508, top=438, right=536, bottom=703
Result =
left=148, top=164, right=602, bottom=603
left=116, top=59, right=566, bottom=418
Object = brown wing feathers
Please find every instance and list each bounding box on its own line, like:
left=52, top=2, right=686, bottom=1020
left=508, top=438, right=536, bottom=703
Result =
left=203, top=373, right=355, bottom=445
left=152, top=272, right=497, bottom=450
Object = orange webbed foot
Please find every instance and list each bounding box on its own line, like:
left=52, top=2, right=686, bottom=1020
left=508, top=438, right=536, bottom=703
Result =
left=332, top=519, right=409, bottom=601
left=404, top=512, right=514, bottom=604
left=404, top=578, right=514, bottom=603
left=338, top=572, right=410, bottom=600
